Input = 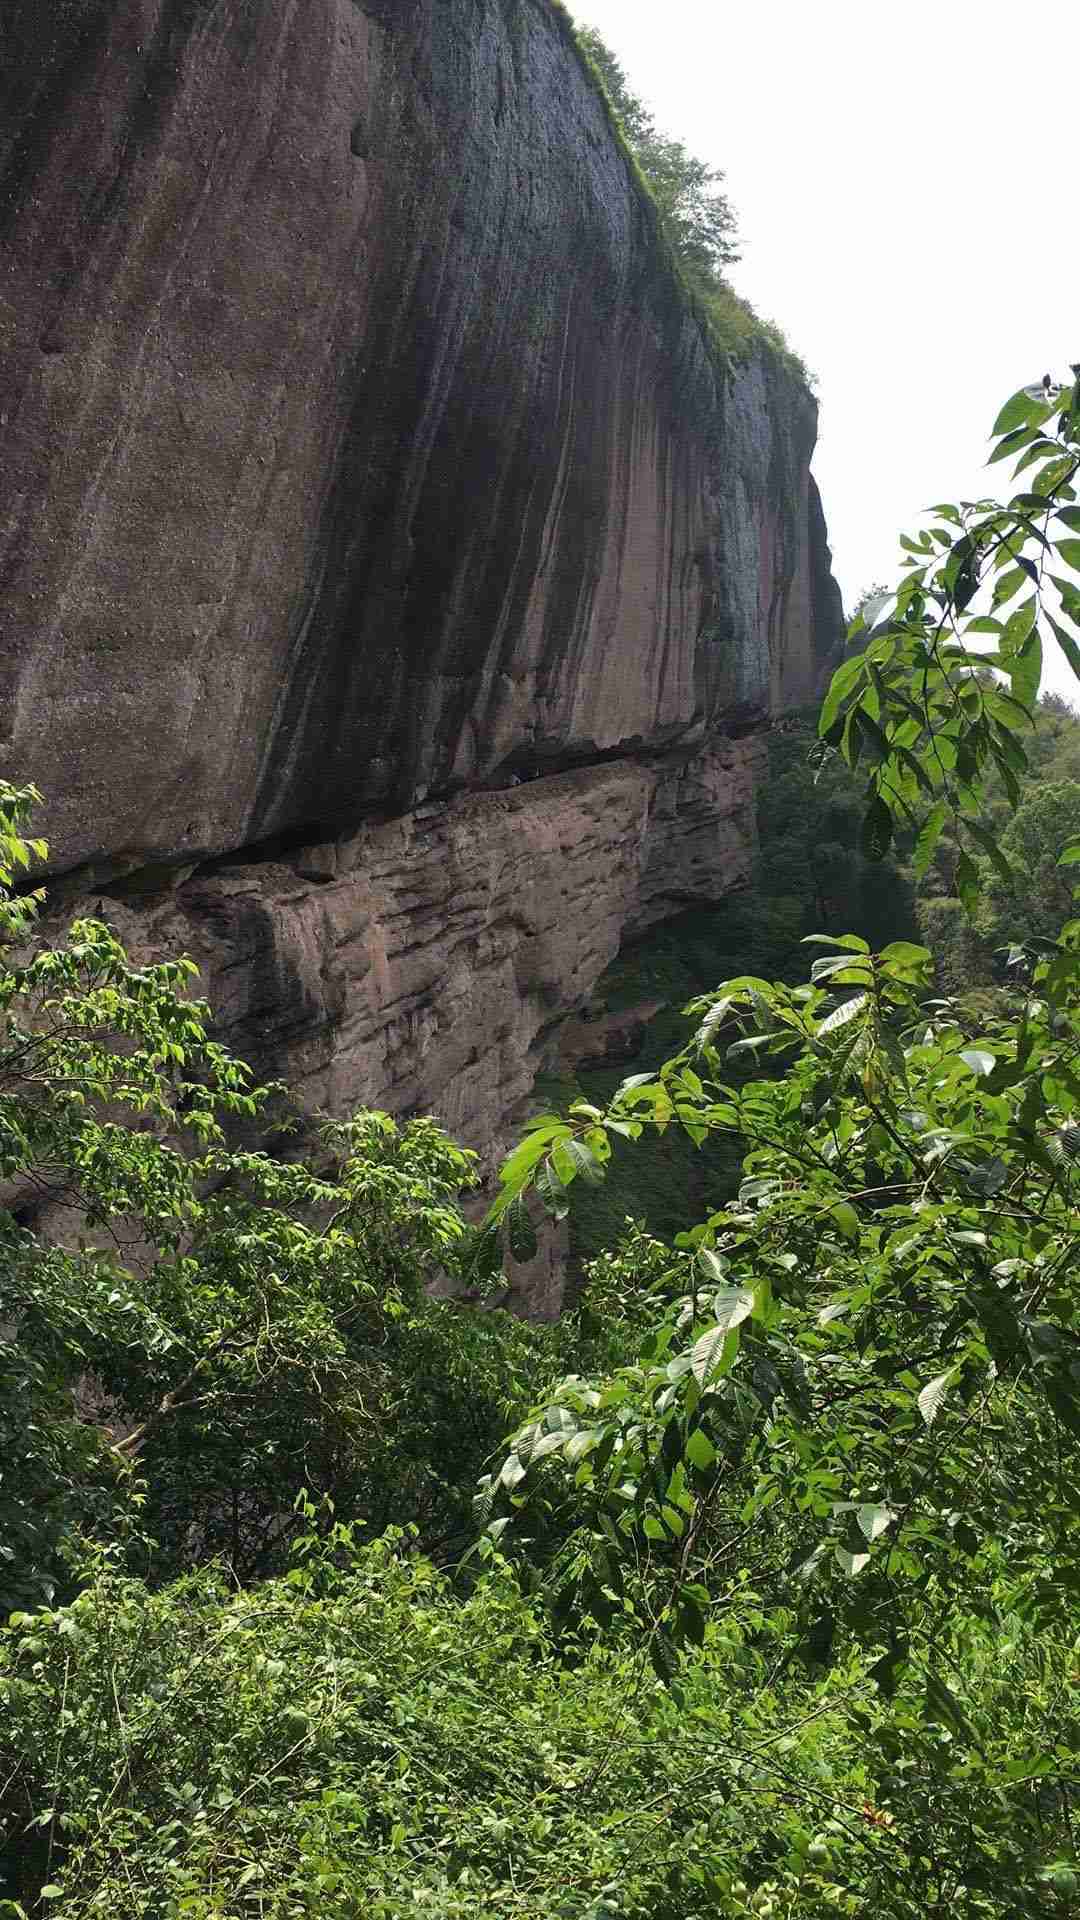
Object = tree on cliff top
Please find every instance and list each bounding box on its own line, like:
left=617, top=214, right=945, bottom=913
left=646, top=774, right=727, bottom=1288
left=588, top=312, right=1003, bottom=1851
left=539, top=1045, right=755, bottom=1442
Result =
left=576, top=25, right=740, bottom=276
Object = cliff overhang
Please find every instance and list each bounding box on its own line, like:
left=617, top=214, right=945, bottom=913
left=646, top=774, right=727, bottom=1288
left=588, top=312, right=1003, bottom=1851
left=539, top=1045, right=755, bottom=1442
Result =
left=0, top=0, right=844, bottom=1285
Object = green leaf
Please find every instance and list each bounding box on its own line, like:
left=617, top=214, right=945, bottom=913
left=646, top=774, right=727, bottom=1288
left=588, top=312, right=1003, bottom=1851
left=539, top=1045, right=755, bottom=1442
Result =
left=817, top=992, right=869, bottom=1038
left=959, top=1047, right=995, bottom=1077
left=802, top=933, right=871, bottom=953
left=992, top=566, right=1027, bottom=609
left=830, top=1200, right=859, bottom=1243
left=563, top=1138, right=604, bottom=1186
left=818, top=654, right=866, bottom=739
left=710, top=1287, right=757, bottom=1332
left=992, top=387, right=1053, bottom=435
left=507, top=1197, right=539, bottom=1264
left=1009, top=628, right=1042, bottom=712
left=917, top=1370, right=954, bottom=1426
left=857, top=1503, right=896, bottom=1543
left=685, top=1429, right=717, bottom=1471
left=564, top=1428, right=600, bottom=1466
left=879, top=940, right=932, bottom=971
left=860, top=795, right=893, bottom=861
left=689, top=1321, right=742, bottom=1386
left=696, top=1247, right=730, bottom=1285
left=955, top=849, right=982, bottom=919
left=924, top=1670, right=973, bottom=1741
left=1001, top=597, right=1037, bottom=653
left=1055, top=538, right=1080, bottom=572
left=913, top=802, right=948, bottom=879
left=1047, top=611, right=1080, bottom=683
left=964, top=820, right=1014, bottom=886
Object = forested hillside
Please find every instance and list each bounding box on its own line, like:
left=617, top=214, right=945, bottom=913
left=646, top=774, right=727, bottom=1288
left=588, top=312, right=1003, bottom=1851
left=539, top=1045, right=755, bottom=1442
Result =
left=3, top=367, right=1080, bottom=1919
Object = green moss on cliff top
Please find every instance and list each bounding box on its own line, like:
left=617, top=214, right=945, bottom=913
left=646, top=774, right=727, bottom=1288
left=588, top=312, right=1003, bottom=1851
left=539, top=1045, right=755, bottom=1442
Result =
left=542, top=0, right=811, bottom=385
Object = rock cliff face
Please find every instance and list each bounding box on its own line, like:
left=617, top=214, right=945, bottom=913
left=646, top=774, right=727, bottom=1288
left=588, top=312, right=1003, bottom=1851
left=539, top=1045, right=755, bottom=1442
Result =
left=1, top=0, right=843, bottom=1246
left=72, top=736, right=765, bottom=1163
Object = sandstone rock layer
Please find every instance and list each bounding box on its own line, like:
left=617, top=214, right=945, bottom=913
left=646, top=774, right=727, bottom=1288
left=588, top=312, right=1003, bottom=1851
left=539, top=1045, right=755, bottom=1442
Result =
left=1, top=0, right=843, bottom=1261
left=83, top=739, right=765, bottom=1168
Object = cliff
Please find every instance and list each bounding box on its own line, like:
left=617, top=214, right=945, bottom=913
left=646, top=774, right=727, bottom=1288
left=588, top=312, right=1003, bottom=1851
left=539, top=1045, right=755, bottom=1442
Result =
left=0, top=0, right=843, bottom=1258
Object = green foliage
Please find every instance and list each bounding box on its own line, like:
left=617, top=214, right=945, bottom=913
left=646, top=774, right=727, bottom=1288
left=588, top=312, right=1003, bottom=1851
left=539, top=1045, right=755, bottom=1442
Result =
left=7, top=375, right=1080, bottom=1916
left=482, top=373, right=1080, bottom=1914
left=574, top=27, right=739, bottom=273
left=548, top=718, right=917, bottom=1270
left=0, top=1534, right=920, bottom=1919
left=819, top=369, right=1080, bottom=891
left=565, top=19, right=805, bottom=373
left=0, top=786, right=568, bottom=1609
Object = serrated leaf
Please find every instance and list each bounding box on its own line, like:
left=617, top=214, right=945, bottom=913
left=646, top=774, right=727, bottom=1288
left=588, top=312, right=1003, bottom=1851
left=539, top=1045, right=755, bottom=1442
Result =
left=689, top=1321, right=742, bottom=1387
left=955, top=849, right=981, bottom=918
left=507, top=1196, right=539, bottom=1264
left=913, top=802, right=948, bottom=879
left=818, top=992, right=868, bottom=1037
left=917, top=1370, right=954, bottom=1426
left=860, top=794, right=893, bottom=860
left=857, top=1502, right=896, bottom=1542
left=835, top=1546, right=871, bottom=1575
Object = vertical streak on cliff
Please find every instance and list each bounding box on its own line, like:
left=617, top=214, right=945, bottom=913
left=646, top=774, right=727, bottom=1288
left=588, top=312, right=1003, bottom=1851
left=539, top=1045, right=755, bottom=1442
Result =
left=1, top=0, right=843, bottom=1301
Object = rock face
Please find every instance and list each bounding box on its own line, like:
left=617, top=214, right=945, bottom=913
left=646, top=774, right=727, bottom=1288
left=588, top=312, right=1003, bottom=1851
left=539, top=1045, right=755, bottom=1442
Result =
left=78, top=737, right=765, bottom=1171
left=1, top=0, right=843, bottom=1273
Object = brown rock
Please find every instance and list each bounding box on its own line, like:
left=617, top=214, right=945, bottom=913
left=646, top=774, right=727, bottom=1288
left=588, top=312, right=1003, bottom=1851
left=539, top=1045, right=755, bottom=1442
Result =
left=54, top=742, right=756, bottom=1160
left=1, top=1, right=845, bottom=1306
left=0, top=0, right=839, bottom=880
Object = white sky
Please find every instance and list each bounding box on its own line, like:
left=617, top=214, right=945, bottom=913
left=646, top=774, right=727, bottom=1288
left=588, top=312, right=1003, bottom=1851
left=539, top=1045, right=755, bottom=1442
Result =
left=572, top=0, right=1080, bottom=697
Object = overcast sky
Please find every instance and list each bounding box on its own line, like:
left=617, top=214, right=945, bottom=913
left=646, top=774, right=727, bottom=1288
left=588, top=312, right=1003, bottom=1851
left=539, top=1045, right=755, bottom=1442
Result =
left=572, top=0, right=1080, bottom=696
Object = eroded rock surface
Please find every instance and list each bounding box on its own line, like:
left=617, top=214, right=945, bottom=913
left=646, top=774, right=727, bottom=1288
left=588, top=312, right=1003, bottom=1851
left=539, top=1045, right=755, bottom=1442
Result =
left=1, top=0, right=837, bottom=878
left=69, top=739, right=764, bottom=1169
left=2, top=1, right=843, bottom=1306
